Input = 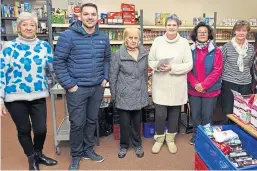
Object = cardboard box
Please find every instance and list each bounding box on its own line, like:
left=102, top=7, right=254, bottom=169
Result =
left=108, top=12, right=122, bottom=19
left=122, top=11, right=135, bottom=19
left=250, top=97, right=257, bottom=128
left=251, top=115, right=257, bottom=128
left=107, top=12, right=123, bottom=24
left=232, top=90, right=257, bottom=124
left=121, top=3, right=135, bottom=12
left=161, top=13, right=169, bottom=26
left=123, top=18, right=136, bottom=25
left=155, top=13, right=162, bottom=25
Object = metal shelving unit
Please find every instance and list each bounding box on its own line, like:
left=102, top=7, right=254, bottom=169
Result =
left=1, top=0, right=52, bottom=43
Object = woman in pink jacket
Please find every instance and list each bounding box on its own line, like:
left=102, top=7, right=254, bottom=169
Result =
left=187, top=22, right=223, bottom=145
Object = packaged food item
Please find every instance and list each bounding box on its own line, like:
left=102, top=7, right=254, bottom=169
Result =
left=100, top=12, right=108, bottom=24
left=229, top=150, right=248, bottom=158
left=108, top=12, right=123, bottom=24
left=213, top=126, right=222, bottom=132
left=121, top=3, right=135, bottom=12
left=203, top=123, right=214, bottom=137
left=155, top=13, right=162, bottom=25
left=10, top=5, right=15, bottom=17
left=213, top=130, right=239, bottom=143
left=123, top=18, right=136, bottom=25
left=230, top=144, right=243, bottom=152
left=12, top=21, right=18, bottom=34
left=212, top=140, right=231, bottom=155
left=236, top=158, right=257, bottom=168
left=24, top=2, right=32, bottom=12
left=122, top=12, right=135, bottom=19
left=161, top=13, right=169, bottom=26
left=226, top=138, right=242, bottom=146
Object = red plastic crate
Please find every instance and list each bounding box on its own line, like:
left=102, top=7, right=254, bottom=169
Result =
left=113, top=124, right=120, bottom=140
left=113, top=123, right=143, bottom=140
left=195, top=152, right=209, bottom=170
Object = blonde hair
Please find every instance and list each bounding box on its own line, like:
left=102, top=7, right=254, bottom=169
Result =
left=17, top=12, right=38, bottom=27
left=123, top=27, right=141, bottom=47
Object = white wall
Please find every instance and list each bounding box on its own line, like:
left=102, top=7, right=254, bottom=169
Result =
left=52, top=0, right=257, bottom=25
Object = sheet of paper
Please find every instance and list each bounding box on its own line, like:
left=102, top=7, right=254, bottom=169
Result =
left=157, top=57, right=174, bottom=68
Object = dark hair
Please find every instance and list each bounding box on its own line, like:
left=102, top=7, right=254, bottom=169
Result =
left=80, top=3, right=98, bottom=13
left=190, top=22, right=214, bottom=42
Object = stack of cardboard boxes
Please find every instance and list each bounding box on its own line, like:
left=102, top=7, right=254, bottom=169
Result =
left=232, top=90, right=257, bottom=129
left=106, top=3, right=137, bottom=25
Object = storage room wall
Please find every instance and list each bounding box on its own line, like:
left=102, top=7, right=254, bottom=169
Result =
left=52, top=0, right=257, bottom=25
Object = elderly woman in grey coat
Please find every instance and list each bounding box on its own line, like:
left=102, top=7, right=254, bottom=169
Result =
left=109, top=27, right=148, bottom=159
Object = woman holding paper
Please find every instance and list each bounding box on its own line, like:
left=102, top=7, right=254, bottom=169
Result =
left=109, top=27, right=148, bottom=158
left=221, top=20, right=255, bottom=124
left=148, top=14, right=193, bottom=154
left=187, top=22, right=223, bottom=145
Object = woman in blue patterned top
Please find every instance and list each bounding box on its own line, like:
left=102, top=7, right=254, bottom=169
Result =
left=0, top=12, right=57, bottom=170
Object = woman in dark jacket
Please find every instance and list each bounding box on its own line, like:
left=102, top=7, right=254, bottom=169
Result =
left=109, top=27, right=148, bottom=159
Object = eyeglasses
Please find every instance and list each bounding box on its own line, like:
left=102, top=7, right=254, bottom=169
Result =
left=197, top=32, right=208, bottom=36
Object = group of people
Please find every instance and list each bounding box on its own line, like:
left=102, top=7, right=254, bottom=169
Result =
left=0, top=2, right=256, bottom=171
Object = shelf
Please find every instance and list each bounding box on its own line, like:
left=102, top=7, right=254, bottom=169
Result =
left=143, top=25, right=195, bottom=30
left=215, top=39, right=255, bottom=43
left=50, top=24, right=257, bottom=32
left=143, top=40, right=154, bottom=44
left=53, top=39, right=124, bottom=45
left=100, top=24, right=140, bottom=29
left=52, top=23, right=140, bottom=29
left=216, top=26, right=257, bottom=31
left=110, top=40, right=123, bottom=44
left=52, top=24, right=70, bottom=27
left=1, top=34, right=49, bottom=37
left=1, top=17, right=48, bottom=21
left=53, top=38, right=253, bottom=45
left=143, top=39, right=193, bottom=44
left=227, top=114, right=257, bottom=139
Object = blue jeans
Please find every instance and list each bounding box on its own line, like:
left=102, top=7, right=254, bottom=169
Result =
left=189, top=95, right=218, bottom=137
left=66, top=85, right=104, bottom=157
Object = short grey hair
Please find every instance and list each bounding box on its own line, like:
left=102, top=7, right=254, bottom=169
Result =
left=17, top=12, right=38, bottom=27
left=165, top=14, right=180, bottom=26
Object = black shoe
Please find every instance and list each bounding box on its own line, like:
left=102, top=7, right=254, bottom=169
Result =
left=68, top=157, right=81, bottom=170
left=190, top=137, right=195, bottom=145
left=36, top=151, right=57, bottom=166
left=28, top=154, right=40, bottom=170
left=118, top=148, right=128, bottom=159
left=83, top=150, right=104, bottom=162
left=134, top=146, right=144, bottom=158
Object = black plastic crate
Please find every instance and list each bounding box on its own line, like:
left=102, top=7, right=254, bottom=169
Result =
left=143, top=106, right=155, bottom=122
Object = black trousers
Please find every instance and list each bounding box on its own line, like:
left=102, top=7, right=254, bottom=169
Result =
left=221, top=80, right=252, bottom=124
left=5, top=98, right=47, bottom=157
left=154, top=104, right=180, bottom=135
left=119, top=109, right=142, bottom=149
left=66, top=85, right=104, bottom=157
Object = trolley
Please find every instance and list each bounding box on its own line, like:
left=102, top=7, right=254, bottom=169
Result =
left=50, top=83, right=111, bottom=155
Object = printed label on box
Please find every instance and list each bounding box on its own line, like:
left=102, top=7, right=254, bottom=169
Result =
left=122, top=12, right=135, bottom=19
left=121, top=3, right=135, bottom=12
